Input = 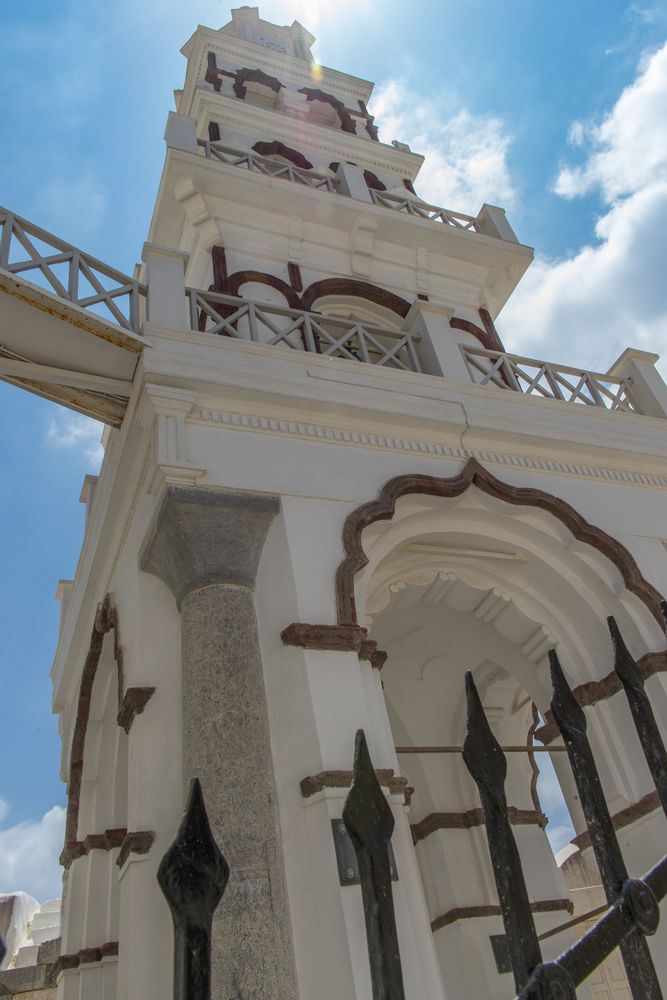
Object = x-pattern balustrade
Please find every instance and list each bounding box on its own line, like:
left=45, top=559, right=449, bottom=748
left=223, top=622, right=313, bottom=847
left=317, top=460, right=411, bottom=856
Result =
left=463, top=344, right=636, bottom=412
left=186, top=288, right=423, bottom=373
left=370, top=189, right=479, bottom=231
left=0, top=206, right=145, bottom=333
left=198, top=140, right=336, bottom=191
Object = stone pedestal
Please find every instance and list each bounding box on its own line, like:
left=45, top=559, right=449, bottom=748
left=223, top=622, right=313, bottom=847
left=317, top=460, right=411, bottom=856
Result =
left=141, top=486, right=298, bottom=1000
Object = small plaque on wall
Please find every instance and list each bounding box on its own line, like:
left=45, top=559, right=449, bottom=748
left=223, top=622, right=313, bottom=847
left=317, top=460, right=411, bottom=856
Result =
left=331, top=819, right=398, bottom=886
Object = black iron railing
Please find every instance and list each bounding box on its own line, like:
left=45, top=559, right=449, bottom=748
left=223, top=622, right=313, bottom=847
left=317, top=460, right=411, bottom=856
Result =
left=159, top=614, right=666, bottom=999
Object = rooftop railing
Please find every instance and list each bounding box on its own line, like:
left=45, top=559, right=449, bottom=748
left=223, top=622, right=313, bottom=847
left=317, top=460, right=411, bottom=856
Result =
left=0, top=206, right=145, bottom=334
left=186, top=287, right=422, bottom=373
left=369, top=189, right=479, bottom=232
left=462, top=344, right=636, bottom=412
left=197, top=140, right=337, bottom=191
left=196, top=141, right=485, bottom=235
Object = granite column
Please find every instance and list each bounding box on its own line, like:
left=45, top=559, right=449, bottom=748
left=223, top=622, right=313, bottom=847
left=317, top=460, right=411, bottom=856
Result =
left=141, top=486, right=298, bottom=1000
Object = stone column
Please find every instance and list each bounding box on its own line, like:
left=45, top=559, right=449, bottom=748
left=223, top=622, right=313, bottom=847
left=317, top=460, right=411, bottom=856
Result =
left=141, top=486, right=298, bottom=1000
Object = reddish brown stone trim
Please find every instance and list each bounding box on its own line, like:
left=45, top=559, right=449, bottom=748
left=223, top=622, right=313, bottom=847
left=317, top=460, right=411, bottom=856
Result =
left=403, top=178, right=417, bottom=195
left=281, top=622, right=367, bottom=652
left=302, top=278, right=411, bottom=318
left=431, top=898, right=573, bottom=933
left=288, top=261, right=303, bottom=293
left=280, top=622, right=387, bottom=668
left=417, top=292, right=429, bottom=301
left=60, top=827, right=127, bottom=869
left=571, top=791, right=661, bottom=851
left=363, top=170, right=386, bottom=192
left=62, top=596, right=155, bottom=867
left=211, top=245, right=229, bottom=294
left=357, top=100, right=379, bottom=141
left=359, top=639, right=387, bottom=670
left=535, top=650, right=667, bottom=743
left=208, top=121, right=221, bottom=142
left=300, top=769, right=412, bottom=803
left=225, top=271, right=303, bottom=310
left=450, top=310, right=506, bottom=352
left=478, top=307, right=505, bottom=351
left=53, top=942, right=119, bottom=979
left=207, top=261, right=414, bottom=322
left=335, top=457, right=666, bottom=628
left=234, top=68, right=283, bottom=101
left=116, top=830, right=156, bottom=869
left=299, top=87, right=356, bottom=133
left=252, top=140, right=313, bottom=171
left=205, top=52, right=222, bottom=93
left=411, top=807, right=547, bottom=844
left=117, top=687, right=155, bottom=734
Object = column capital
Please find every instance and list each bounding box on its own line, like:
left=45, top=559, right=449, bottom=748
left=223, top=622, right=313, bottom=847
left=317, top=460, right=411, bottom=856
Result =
left=140, top=486, right=279, bottom=607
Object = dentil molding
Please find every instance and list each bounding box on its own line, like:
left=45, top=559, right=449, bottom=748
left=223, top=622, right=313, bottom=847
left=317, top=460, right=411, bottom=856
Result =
left=188, top=405, right=667, bottom=488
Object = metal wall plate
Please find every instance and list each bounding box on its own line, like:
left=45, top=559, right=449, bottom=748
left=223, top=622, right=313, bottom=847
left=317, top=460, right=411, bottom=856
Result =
left=490, top=934, right=512, bottom=975
left=331, top=819, right=398, bottom=886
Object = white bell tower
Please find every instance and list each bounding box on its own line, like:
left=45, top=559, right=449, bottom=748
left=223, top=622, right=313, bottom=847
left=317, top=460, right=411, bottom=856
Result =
left=4, top=7, right=660, bottom=1000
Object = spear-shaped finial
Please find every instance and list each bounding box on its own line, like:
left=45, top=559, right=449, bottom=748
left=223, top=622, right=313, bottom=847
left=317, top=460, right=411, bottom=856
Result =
left=158, top=777, right=229, bottom=1000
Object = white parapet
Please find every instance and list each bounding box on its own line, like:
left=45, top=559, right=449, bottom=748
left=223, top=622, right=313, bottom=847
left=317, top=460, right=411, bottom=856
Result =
left=141, top=243, right=190, bottom=330
left=608, top=348, right=667, bottom=418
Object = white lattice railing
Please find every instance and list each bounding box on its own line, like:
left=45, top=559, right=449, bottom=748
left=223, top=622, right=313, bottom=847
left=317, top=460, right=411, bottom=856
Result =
left=187, top=288, right=422, bottom=373
left=0, top=206, right=145, bottom=333
left=198, top=141, right=337, bottom=192
left=369, top=189, right=479, bottom=232
left=462, top=345, right=637, bottom=412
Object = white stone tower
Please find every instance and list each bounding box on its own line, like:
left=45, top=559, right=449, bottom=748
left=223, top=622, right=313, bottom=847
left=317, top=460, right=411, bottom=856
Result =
left=11, top=7, right=664, bottom=999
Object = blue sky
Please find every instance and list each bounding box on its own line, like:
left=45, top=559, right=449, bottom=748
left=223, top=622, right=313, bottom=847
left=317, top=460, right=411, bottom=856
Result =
left=1, top=0, right=667, bottom=900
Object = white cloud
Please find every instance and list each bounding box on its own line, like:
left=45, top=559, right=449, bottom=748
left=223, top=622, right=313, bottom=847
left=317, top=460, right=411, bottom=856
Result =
left=554, top=44, right=667, bottom=201
left=370, top=80, right=515, bottom=215
left=47, top=411, right=104, bottom=467
left=500, top=43, right=667, bottom=376
left=0, top=805, right=65, bottom=903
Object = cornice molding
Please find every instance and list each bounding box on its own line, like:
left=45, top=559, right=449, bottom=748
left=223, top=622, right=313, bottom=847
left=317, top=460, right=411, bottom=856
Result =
left=189, top=90, right=423, bottom=179
left=188, top=405, right=667, bottom=488
left=185, top=27, right=375, bottom=107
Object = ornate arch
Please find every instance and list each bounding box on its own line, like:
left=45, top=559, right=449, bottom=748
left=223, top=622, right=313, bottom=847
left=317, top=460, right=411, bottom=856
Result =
left=335, top=458, right=665, bottom=627
left=226, top=270, right=303, bottom=309
left=60, top=595, right=155, bottom=868
left=302, top=278, right=411, bottom=318
left=252, top=141, right=313, bottom=171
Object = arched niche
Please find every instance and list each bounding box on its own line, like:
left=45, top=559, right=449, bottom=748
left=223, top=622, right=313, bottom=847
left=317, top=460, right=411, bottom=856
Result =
left=352, top=464, right=667, bottom=996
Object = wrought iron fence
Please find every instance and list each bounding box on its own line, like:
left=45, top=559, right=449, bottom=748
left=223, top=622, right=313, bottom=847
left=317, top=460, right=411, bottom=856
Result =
left=197, top=140, right=337, bottom=192
left=160, top=612, right=666, bottom=999
left=462, top=344, right=637, bottom=413
left=0, top=206, right=145, bottom=333
left=369, top=189, right=479, bottom=232
left=186, top=288, right=423, bottom=372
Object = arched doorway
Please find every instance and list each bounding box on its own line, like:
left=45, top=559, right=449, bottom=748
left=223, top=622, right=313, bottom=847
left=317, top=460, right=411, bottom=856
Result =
left=345, top=465, right=667, bottom=997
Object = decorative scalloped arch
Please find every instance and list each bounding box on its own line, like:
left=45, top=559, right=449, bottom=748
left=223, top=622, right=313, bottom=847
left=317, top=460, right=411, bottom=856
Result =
left=303, top=278, right=411, bottom=318
left=335, top=457, right=665, bottom=628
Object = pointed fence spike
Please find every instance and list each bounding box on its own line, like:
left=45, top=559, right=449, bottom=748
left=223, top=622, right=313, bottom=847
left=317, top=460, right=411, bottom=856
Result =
left=608, top=617, right=667, bottom=819
left=608, top=616, right=643, bottom=693
left=462, top=671, right=542, bottom=991
left=549, top=652, right=663, bottom=998
left=343, top=729, right=405, bottom=1000
left=549, top=649, right=586, bottom=740
left=158, top=777, right=229, bottom=1000
left=462, top=670, right=507, bottom=797
left=344, top=729, right=395, bottom=845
